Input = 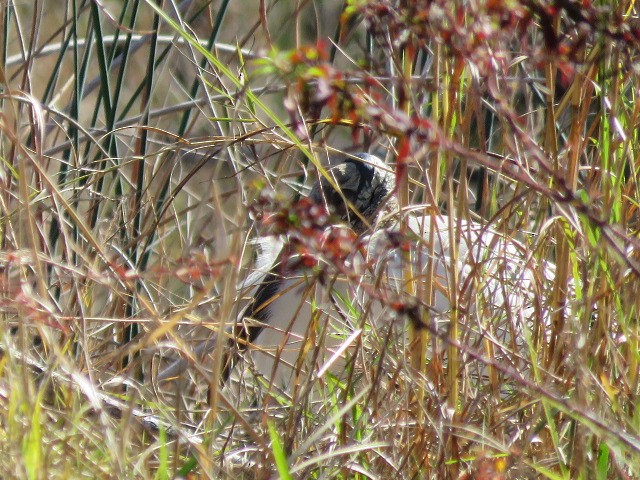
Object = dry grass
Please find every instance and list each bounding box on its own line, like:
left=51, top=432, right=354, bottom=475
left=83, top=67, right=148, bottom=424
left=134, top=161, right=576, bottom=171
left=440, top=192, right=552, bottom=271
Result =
left=1, top=0, right=640, bottom=478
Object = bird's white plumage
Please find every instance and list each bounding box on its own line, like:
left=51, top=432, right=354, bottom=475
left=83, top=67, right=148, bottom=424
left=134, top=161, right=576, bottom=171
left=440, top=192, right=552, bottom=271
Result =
left=245, top=213, right=550, bottom=391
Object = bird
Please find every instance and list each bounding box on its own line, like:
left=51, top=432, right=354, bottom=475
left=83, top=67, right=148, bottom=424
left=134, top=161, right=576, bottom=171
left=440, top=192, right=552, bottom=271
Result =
left=158, top=153, right=555, bottom=395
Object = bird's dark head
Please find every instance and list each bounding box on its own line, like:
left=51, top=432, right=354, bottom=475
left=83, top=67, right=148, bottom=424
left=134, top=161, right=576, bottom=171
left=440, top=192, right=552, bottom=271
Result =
left=309, top=153, right=395, bottom=233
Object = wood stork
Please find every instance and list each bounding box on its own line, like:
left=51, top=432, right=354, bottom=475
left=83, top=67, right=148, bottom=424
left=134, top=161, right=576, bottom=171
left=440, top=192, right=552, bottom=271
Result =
left=159, top=153, right=554, bottom=395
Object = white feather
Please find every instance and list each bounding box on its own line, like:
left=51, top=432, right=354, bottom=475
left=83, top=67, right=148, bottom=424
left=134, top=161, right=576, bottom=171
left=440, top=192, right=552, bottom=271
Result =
left=246, top=214, right=553, bottom=391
